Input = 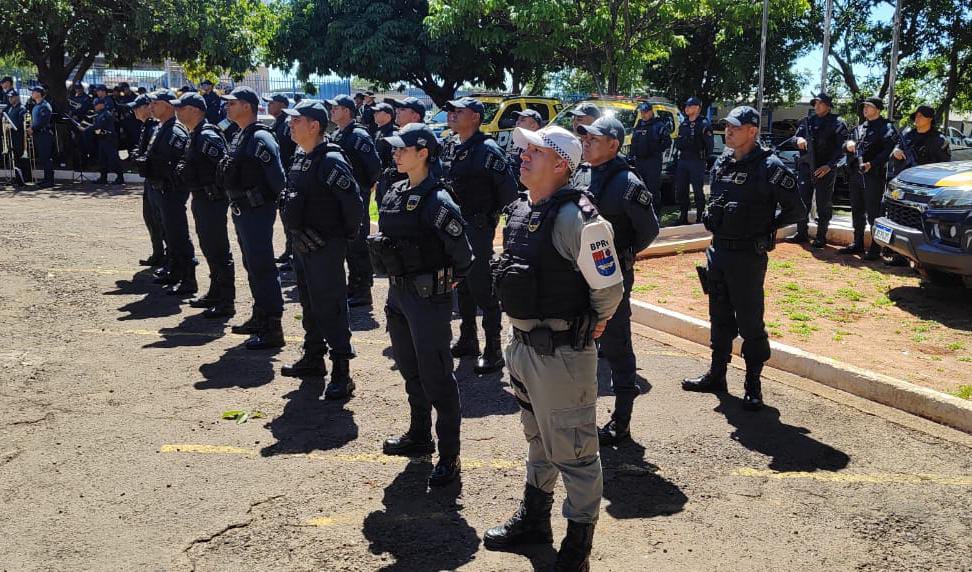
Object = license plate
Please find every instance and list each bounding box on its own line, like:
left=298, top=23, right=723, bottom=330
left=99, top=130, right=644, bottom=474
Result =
left=873, top=223, right=893, bottom=244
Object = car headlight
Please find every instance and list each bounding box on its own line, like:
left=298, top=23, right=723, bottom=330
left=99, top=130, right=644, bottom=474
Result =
left=927, top=187, right=972, bottom=209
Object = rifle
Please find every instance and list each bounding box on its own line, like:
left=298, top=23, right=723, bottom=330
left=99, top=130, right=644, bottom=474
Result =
left=798, top=109, right=816, bottom=175
left=887, top=128, right=917, bottom=179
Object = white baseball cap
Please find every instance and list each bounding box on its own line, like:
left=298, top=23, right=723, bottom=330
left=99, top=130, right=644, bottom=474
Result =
left=512, top=125, right=582, bottom=172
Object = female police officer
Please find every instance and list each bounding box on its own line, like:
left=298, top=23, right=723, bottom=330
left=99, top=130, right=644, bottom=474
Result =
left=369, top=123, right=473, bottom=487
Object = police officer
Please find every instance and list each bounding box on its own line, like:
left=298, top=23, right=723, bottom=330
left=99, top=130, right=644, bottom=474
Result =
left=890, top=105, right=952, bottom=175
left=357, top=91, right=377, bottom=135
left=674, top=97, right=714, bottom=225
left=838, top=97, right=897, bottom=260
left=372, top=123, right=473, bottom=487
left=199, top=80, right=224, bottom=126
left=784, top=93, right=849, bottom=248
left=279, top=100, right=362, bottom=399
left=129, top=94, right=166, bottom=268
left=630, top=102, right=672, bottom=216
left=484, top=125, right=622, bottom=571
left=265, top=94, right=296, bottom=170
left=114, top=82, right=139, bottom=152
left=0, top=77, right=13, bottom=107
left=565, top=103, right=601, bottom=189
left=219, top=86, right=287, bottom=349
left=386, top=96, right=427, bottom=128
left=171, top=92, right=235, bottom=318
left=682, top=107, right=805, bottom=410
left=94, top=84, right=114, bottom=111
left=577, top=117, right=660, bottom=445
left=27, top=86, right=55, bottom=188
left=372, top=101, right=401, bottom=206
left=91, top=97, right=125, bottom=185
left=68, top=83, right=93, bottom=124
left=143, top=90, right=196, bottom=295
left=5, top=90, right=29, bottom=186
left=444, top=96, right=518, bottom=374
left=327, top=94, right=381, bottom=308
left=509, top=109, right=544, bottom=191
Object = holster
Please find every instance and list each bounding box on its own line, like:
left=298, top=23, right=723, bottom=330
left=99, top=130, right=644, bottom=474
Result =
left=696, top=265, right=709, bottom=295
left=569, top=309, right=599, bottom=351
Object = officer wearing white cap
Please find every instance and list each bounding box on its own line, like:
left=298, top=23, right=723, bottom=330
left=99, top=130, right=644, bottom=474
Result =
left=444, top=96, right=518, bottom=374
left=279, top=100, right=363, bottom=399
left=682, top=106, right=805, bottom=410
left=485, top=125, right=623, bottom=571
left=370, top=123, right=473, bottom=487
left=674, top=96, right=714, bottom=225
left=577, top=116, right=660, bottom=445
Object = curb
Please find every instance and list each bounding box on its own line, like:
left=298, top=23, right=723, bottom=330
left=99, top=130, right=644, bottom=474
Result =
left=2, top=168, right=145, bottom=184
left=638, top=222, right=863, bottom=258
left=629, top=299, right=972, bottom=434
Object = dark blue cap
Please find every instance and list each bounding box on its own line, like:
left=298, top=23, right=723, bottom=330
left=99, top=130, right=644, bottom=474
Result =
left=172, top=92, right=207, bottom=112
left=118, top=82, right=130, bottom=89
left=684, top=96, right=701, bottom=107
left=385, top=96, right=426, bottom=118
left=180, top=85, right=196, bottom=93
left=326, top=94, right=357, bottom=111
left=723, top=106, right=760, bottom=127
left=576, top=116, right=625, bottom=144
left=128, top=94, right=152, bottom=109
left=443, top=97, right=485, bottom=116
left=0, top=76, right=12, bottom=84
left=809, top=92, right=833, bottom=107
left=149, top=89, right=178, bottom=103
left=863, top=96, right=884, bottom=111
left=513, top=109, right=544, bottom=126
left=263, top=93, right=290, bottom=104
left=384, top=122, right=439, bottom=153
left=567, top=102, right=601, bottom=119
left=220, top=86, right=260, bottom=107
left=282, top=99, right=330, bottom=125
left=637, top=101, right=653, bottom=112
left=199, top=79, right=214, bottom=87
left=371, top=102, right=394, bottom=115
left=6, top=88, right=18, bottom=98
left=31, top=85, right=46, bottom=95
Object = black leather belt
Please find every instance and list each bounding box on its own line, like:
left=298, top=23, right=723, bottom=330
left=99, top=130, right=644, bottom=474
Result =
left=512, top=326, right=572, bottom=356
left=712, top=237, right=771, bottom=252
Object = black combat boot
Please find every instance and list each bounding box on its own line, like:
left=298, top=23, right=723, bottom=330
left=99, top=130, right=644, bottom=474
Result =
left=742, top=361, right=764, bottom=411
left=167, top=266, right=198, bottom=297
left=474, top=337, right=505, bottom=375
left=428, top=455, right=461, bottom=487
left=862, top=239, right=881, bottom=261
left=484, top=484, right=555, bottom=549
left=554, top=520, right=596, bottom=572
left=153, top=267, right=178, bottom=285
left=139, top=253, right=165, bottom=267
left=450, top=324, right=479, bottom=358
left=280, top=352, right=327, bottom=378
left=598, top=417, right=631, bottom=446
left=324, top=358, right=355, bottom=400
left=383, top=429, right=435, bottom=457
left=785, top=223, right=810, bottom=244
left=245, top=316, right=285, bottom=350
left=189, top=283, right=217, bottom=308
left=838, top=231, right=865, bottom=255
left=231, top=309, right=265, bottom=335
left=811, top=224, right=828, bottom=248
left=681, top=356, right=729, bottom=392
left=112, top=174, right=125, bottom=185
left=202, top=269, right=236, bottom=318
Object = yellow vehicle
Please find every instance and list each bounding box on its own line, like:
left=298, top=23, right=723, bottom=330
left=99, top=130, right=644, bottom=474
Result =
left=431, top=93, right=563, bottom=151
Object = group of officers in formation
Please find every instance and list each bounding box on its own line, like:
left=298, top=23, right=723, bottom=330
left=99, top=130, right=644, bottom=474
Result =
left=20, top=75, right=946, bottom=569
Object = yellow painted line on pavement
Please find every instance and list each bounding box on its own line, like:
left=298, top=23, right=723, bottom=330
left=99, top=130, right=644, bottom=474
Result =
left=83, top=328, right=387, bottom=346
left=734, top=467, right=972, bottom=486
left=160, top=443, right=256, bottom=456
left=48, top=267, right=132, bottom=275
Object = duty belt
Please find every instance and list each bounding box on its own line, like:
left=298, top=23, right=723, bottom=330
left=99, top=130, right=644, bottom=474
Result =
left=512, top=326, right=572, bottom=356
left=388, top=268, right=454, bottom=298
left=712, top=237, right=771, bottom=253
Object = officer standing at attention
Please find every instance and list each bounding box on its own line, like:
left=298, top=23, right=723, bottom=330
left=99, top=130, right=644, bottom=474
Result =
left=629, top=102, right=672, bottom=217
left=372, top=101, right=400, bottom=206
left=92, top=97, right=125, bottom=185
left=171, top=92, right=236, bottom=319
left=68, top=83, right=93, bottom=123
left=484, top=125, right=622, bottom=570
left=0, top=76, right=13, bottom=107
left=129, top=95, right=166, bottom=268
left=682, top=107, right=805, bottom=410
left=265, top=94, right=296, bottom=170
left=784, top=93, right=848, bottom=248
left=445, top=96, right=518, bottom=374
left=143, top=90, right=196, bottom=295
left=219, top=86, right=287, bottom=349
left=371, top=123, right=472, bottom=487
left=28, top=86, right=56, bottom=188
left=674, top=97, right=714, bottom=225
left=509, top=109, right=544, bottom=191
left=278, top=100, right=362, bottom=398
left=328, top=94, right=381, bottom=308
left=566, top=103, right=601, bottom=188
left=199, top=80, right=224, bottom=126
left=114, top=82, right=139, bottom=152
left=577, top=116, right=660, bottom=445
left=356, top=91, right=377, bottom=135
left=5, top=90, right=29, bottom=186
left=838, top=97, right=897, bottom=260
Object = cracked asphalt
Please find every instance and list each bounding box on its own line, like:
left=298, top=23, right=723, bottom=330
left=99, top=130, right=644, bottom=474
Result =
left=1, top=184, right=971, bottom=572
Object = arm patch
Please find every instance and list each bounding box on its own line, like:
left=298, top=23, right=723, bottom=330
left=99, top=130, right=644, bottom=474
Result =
left=484, top=149, right=508, bottom=173
left=353, top=136, right=372, bottom=154
left=623, top=180, right=653, bottom=207
left=254, top=139, right=272, bottom=164
left=325, top=165, right=354, bottom=191
left=433, top=204, right=464, bottom=238
left=769, top=164, right=796, bottom=190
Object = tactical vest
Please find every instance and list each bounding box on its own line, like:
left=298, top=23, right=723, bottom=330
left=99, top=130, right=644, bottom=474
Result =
left=145, top=118, right=187, bottom=183
left=185, top=124, right=225, bottom=189
left=374, top=180, right=453, bottom=276
left=704, top=149, right=779, bottom=240
left=283, top=143, right=352, bottom=238
left=225, top=123, right=273, bottom=194
left=589, top=159, right=636, bottom=253
left=495, top=190, right=591, bottom=320
left=448, top=132, right=499, bottom=218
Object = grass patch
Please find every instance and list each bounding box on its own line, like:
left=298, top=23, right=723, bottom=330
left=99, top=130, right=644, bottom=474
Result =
left=951, top=385, right=972, bottom=400
left=836, top=287, right=864, bottom=302
left=632, top=283, right=657, bottom=293
left=958, top=356, right=972, bottom=363
left=872, top=294, right=893, bottom=308
left=788, top=312, right=812, bottom=322
left=912, top=333, right=927, bottom=343
left=833, top=329, right=852, bottom=342
left=788, top=322, right=819, bottom=337
left=783, top=282, right=801, bottom=291
left=768, top=260, right=794, bottom=270
left=946, top=342, right=965, bottom=352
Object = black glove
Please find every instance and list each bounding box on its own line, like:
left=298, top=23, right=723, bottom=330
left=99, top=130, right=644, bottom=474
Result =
left=291, top=228, right=327, bottom=254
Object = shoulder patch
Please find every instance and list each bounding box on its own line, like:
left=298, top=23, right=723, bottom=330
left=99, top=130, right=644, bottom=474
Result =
left=354, top=137, right=373, bottom=154
left=325, top=165, right=354, bottom=191
left=254, top=139, right=272, bottom=164
left=406, top=194, right=422, bottom=211
left=484, top=149, right=507, bottom=172
left=434, top=205, right=463, bottom=238
left=769, top=164, right=796, bottom=190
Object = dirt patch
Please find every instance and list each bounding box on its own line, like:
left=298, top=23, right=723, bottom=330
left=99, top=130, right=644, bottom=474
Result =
left=633, top=243, right=972, bottom=396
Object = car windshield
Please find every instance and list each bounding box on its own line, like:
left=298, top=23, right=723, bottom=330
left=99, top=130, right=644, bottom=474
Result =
left=551, top=103, right=638, bottom=134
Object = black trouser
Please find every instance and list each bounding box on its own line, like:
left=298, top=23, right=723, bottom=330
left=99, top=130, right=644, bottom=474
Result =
left=96, top=137, right=123, bottom=180
left=346, top=184, right=373, bottom=294
left=848, top=169, right=886, bottom=240
left=190, top=191, right=234, bottom=304
left=457, top=222, right=502, bottom=341
left=231, top=200, right=283, bottom=318
left=675, top=156, right=706, bottom=220
left=294, top=238, right=355, bottom=360
left=634, top=156, right=663, bottom=216
left=385, top=281, right=461, bottom=457
left=600, top=266, right=637, bottom=421
left=706, top=244, right=770, bottom=370
left=796, top=165, right=837, bottom=237
left=142, top=181, right=166, bottom=259
left=156, top=182, right=196, bottom=281
left=33, top=131, right=55, bottom=183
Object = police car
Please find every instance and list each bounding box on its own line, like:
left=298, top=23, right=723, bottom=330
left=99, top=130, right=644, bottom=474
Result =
left=873, top=161, right=972, bottom=287
left=432, top=94, right=563, bottom=151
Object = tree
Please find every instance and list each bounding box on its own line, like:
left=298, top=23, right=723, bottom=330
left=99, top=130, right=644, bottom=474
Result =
left=0, top=0, right=277, bottom=108
left=271, top=0, right=506, bottom=107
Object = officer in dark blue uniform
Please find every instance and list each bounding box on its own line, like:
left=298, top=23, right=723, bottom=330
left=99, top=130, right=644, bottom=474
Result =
left=114, top=82, right=140, bottom=152
left=890, top=105, right=952, bottom=173
left=5, top=90, right=29, bottom=186
left=171, top=92, right=235, bottom=318
left=27, top=86, right=56, bottom=188
left=68, top=83, right=93, bottom=123
left=266, top=94, right=298, bottom=268
left=784, top=93, right=848, bottom=248
left=371, top=123, right=473, bottom=487
left=91, top=97, right=125, bottom=185
left=509, top=109, right=544, bottom=191
left=839, top=97, right=897, bottom=260
left=327, top=94, right=381, bottom=308
left=630, top=102, right=672, bottom=216
left=372, top=101, right=401, bottom=206
left=674, top=96, right=713, bottom=225
left=279, top=100, right=363, bottom=399
left=94, top=84, right=114, bottom=111
left=577, top=116, right=660, bottom=444
left=199, top=80, right=224, bottom=126
left=219, top=86, right=287, bottom=349
left=682, top=107, right=805, bottom=410
left=141, top=89, right=196, bottom=295
left=129, top=95, right=165, bottom=267
left=357, top=91, right=377, bottom=135
left=0, top=77, right=13, bottom=107
left=444, top=96, right=518, bottom=374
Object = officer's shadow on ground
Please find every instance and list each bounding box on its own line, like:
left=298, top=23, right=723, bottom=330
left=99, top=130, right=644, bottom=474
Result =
left=107, top=272, right=185, bottom=321
left=260, top=378, right=357, bottom=456
left=142, top=310, right=231, bottom=349
left=194, top=343, right=280, bottom=390
left=886, top=284, right=972, bottom=332
left=349, top=304, right=380, bottom=331
left=456, top=361, right=519, bottom=418
left=362, top=460, right=480, bottom=571
left=715, top=393, right=850, bottom=472
left=601, top=440, right=689, bottom=520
